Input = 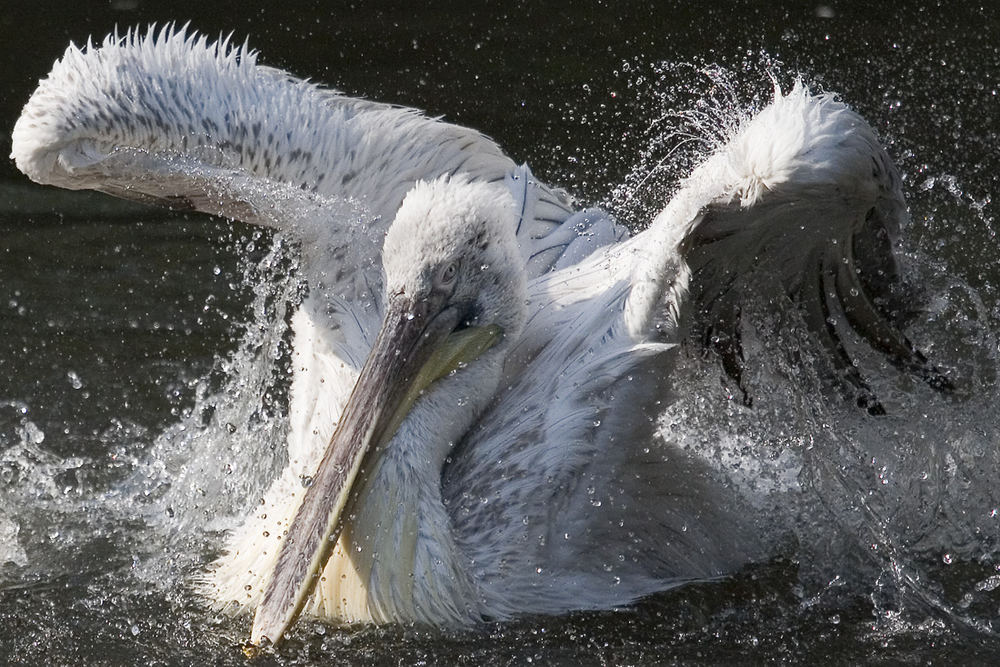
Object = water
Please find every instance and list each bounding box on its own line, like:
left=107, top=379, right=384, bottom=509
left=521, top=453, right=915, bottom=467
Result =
left=3, top=3, right=1000, bottom=664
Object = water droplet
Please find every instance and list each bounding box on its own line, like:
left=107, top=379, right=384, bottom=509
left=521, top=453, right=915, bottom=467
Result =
left=24, top=421, right=44, bottom=445
left=131, top=624, right=140, bottom=636
left=66, top=370, right=83, bottom=390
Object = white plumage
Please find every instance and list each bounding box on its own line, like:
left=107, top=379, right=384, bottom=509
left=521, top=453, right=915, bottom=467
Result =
left=11, top=26, right=929, bottom=647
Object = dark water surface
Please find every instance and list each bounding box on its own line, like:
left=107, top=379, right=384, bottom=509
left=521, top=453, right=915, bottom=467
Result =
left=3, top=2, right=1000, bottom=664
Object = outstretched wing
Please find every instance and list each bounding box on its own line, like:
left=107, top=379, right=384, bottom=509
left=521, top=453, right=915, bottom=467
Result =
left=444, top=83, right=934, bottom=611
left=11, top=25, right=623, bottom=372
left=624, top=81, right=946, bottom=408
left=11, top=26, right=513, bottom=282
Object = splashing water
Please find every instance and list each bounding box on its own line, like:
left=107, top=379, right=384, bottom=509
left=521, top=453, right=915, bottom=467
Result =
left=596, top=58, right=1000, bottom=640
left=2, top=55, right=1000, bottom=664
left=0, top=222, right=304, bottom=658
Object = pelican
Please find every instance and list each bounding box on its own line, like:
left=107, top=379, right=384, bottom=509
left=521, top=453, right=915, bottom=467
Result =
left=11, top=26, right=943, bottom=649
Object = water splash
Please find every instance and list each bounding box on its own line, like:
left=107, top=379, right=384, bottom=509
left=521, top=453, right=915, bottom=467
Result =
left=121, top=232, right=301, bottom=579
left=3, top=50, right=1000, bottom=663
left=563, top=56, right=1000, bottom=639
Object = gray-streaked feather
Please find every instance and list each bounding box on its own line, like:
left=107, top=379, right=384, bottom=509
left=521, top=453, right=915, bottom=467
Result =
left=11, top=25, right=624, bottom=374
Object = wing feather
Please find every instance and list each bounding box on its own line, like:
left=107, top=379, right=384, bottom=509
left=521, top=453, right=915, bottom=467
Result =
left=10, top=25, right=622, bottom=374
left=443, top=83, right=928, bottom=612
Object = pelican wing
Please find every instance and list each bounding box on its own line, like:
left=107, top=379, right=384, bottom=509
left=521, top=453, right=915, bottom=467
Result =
left=15, top=27, right=515, bottom=218
left=13, top=26, right=627, bottom=272
left=11, top=25, right=632, bottom=404
left=444, top=83, right=928, bottom=614
left=508, top=83, right=915, bottom=392
left=622, top=81, right=944, bottom=407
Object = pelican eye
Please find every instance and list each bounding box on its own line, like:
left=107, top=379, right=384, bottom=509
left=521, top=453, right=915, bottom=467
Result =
left=439, top=261, right=459, bottom=287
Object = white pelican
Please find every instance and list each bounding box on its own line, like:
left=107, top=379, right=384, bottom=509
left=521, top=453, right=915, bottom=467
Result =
left=11, top=26, right=943, bottom=650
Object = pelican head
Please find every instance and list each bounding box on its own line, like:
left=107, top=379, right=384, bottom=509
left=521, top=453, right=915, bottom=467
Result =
left=248, top=176, right=527, bottom=647
left=382, top=176, right=528, bottom=347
